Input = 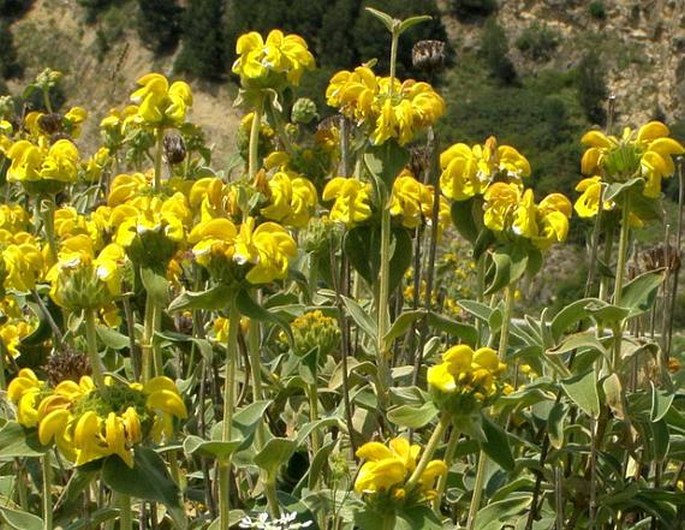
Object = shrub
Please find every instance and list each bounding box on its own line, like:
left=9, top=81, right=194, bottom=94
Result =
left=0, top=21, right=22, bottom=79
left=137, top=0, right=183, bottom=55
left=480, top=17, right=516, bottom=85
left=515, top=23, right=559, bottom=62
left=589, top=1, right=606, bottom=20
left=576, top=49, right=607, bottom=125
left=451, top=0, right=497, bottom=21
left=0, top=0, right=32, bottom=18
left=174, top=0, right=226, bottom=80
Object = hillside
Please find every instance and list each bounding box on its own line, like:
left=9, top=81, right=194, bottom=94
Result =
left=3, top=0, right=685, bottom=162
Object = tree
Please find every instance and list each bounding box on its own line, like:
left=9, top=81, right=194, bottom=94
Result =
left=318, top=0, right=361, bottom=68
left=480, top=17, right=517, bottom=85
left=0, top=21, right=21, bottom=79
left=175, top=0, right=226, bottom=80
left=137, top=0, right=183, bottom=55
left=576, top=50, right=607, bottom=125
left=451, top=0, right=497, bottom=21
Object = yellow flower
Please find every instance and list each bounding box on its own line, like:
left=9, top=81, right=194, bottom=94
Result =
left=326, top=66, right=444, bottom=146
left=261, top=170, right=318, bottom=228
left=234, top=218, right=297, bottom=284
left=354, top=437, right=446, bottom=501
left=574, top=176, right=613, bottom=218
left=130, top=73, right=193, bottom=126
left=2, top=235, right=44, bottom=292
left=189, top=217, right=238, bottom=267
left=440, top=137, right=530, bottom=201
left=322, top=177, right=373, bottom=227
left=232, top=30, right=315, bottom=88
left=483, top=182, right=520, bottom=232
left=428, top=345, right=506, bottom=411
left=7, top=368, right=43, bottom=404
left=579, top=121, right=684, bottom=198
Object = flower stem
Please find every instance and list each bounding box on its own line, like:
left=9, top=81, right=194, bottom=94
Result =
left=432, top=422, right=458, bottom=512
left=153, top=127, right=164, bottom=192
left=498, top=283, right=515, bottom=360
left=141, top=291, right=161, bottom=384
left=42, top=453, right=53, bottom=530
left=248, top=97, right=264, bottom=182
left=118, top=493, right=132, bottom=530
left=219, top=299, right=240, bottom=530
left=405, top=413, right=449, bottom=491
left=613, top=195, right=631, bottom=307
left=466, top=449, right=488, bottom=530
left=84, top=309, right=105, bottom=390
left=41, top=195, right=58, bottom=265
left=376, top=193, right=392, bottom=405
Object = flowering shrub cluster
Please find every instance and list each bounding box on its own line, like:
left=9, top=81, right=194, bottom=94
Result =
left=0, top=8, right=683, bottom=530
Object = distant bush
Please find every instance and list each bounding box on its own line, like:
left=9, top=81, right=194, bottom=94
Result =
left=480, top=17, right=517, bottom=85
left=451, top=0, right=497, bottom=21
left=0, top=0, right=32, bottom=18
left=175, top=0, right=226, bottom=80
left=137, top=0, right=183, bottom=55
left=576, top=50, right=607, bottom=125
left=515, top=23, right=559, bottom=62
left=0, top=21, right=22, bottom=79
left=589, top=1, right=606, bottom=20
left=77, top=0, right=119, bottom=24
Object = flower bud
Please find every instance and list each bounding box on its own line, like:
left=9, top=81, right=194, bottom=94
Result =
left=291, top=98, right=318, bottom=125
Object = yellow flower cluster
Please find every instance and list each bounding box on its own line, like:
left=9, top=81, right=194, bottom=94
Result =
left=6, top=139, right=80, bottom=192
left=354, top=437, right=446, bottom=503
left=129, top=73, right=193, bottom=127
left=0, top=296, right=37, bottom=358
left=0, top=229, right=44, bottom=293
left=390, top=169, right=450, bottom=232
left=483, top=183, right=572, bottom=250
left=326, top=65, right=444, bottom=145
left=232, top=29, right=315, bottom=89
left=440, top=136, right=531, bottom=201
left=427, top=345, right=506, bottom=412
left=260, top=168, right=318, bottom=229
left=322, top=177, right=373, bottom=227
left=7, top=368, right=187, bottom=467
left=575, top=121, right=685, bottom=218
left=287, top=309, right=340, bottom=357
left=46, top=234, right=126, bottom=311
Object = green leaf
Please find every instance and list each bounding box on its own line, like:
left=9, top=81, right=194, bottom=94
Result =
left=472, top=493, right=532, bottom=530
left=551, top=298, right=598, bottom=343
left=395, top=504, right=443, bottom=530
left=650, top=381, right=674, bottom=422
left=398, top=15, right=432, bottom=34
left=546, top=331, right=608, bottom=358
left=603, top=373, right=626, bottom=420
left=183, top=435, right=242, bottom=459
left=305, top=440, right=336, bottom=491
left=561, top=369, right=600, bottom=417
left=140, top=266, right=169, bottom=304
left=342, top=296, right=378, bottom=348
left=101, top=447, right=181, bottom=508
left=364, top=6, right=395, bottom=32
left=254, top=438, right=298, bottom=480
left=363, top=139, right=409, bottom=188
left=0, top=506, right=43, bottom=530
left=96, top=324, right=129, bottom=350
left=236, top=289, right=293, bottom=344
left=168, top=284, right=235, bottom=312
left=621, top=269, right=666, bottom=317
left=548, top=401, right=568, bottom=449
left=384, top=310, right=425, bottom=345
left=481, top=416, right=515, bottom=471
left=61, top=508, right=118, bottom=530
left=458, top=300, right=493, bottom=323
left=484, top=245, right=529, bottom=296
left=344, top=226, right=376, bottom=286
left=387, top=402, right=438, bottom=429
left=0, top=422, right=47, bottom=459
left=584, top=300, right=630, bottom=327
left=450, top=200, right=480, bottom=243
left=426, top=311, right=478, bottom=347
left=604, top=177, right=643, bottom=202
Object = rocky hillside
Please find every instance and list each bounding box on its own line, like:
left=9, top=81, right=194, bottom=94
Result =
left=4, top=0, right=685, bottom=164
left=446, top=0, right=685, bottom=126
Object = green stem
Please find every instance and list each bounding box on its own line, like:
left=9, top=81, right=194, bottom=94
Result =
left=466, top=450, right=488, bottom=530
left=405, top=413, right=448, bottom=491
left=264, top=98, right=294, bottom=155
left=141, top=291, right=158, bottom=384
left=42, top=195, right=58, bottom=265
left=16, top=460, right=28, bottom=510
left=0, top=343, right=6, bottom=391
left=433, top=422, right=458, bottom=512
left=308, top=383, right=321, bottom=457
left=248, top=98, right=264, bottom=182
left=598, top=222, right=615, bottom=302
left=42, top=453, right=53, bottom=530
left=376, top=196, right=392, bottom=405
left=389, top=27, right=399, bottom=97
left=153, top=127, right=164, bottom=192
left=498, top=283, right=515, bottom=360
left=118, top=493, right=132, bottom=530
left=613, top=196, right=631, bottom=307
left=219, top=299, right=240, bottom=530
left=84, top=309, right=105, bottom=390
left=43, top=88, right=53, bottom=114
